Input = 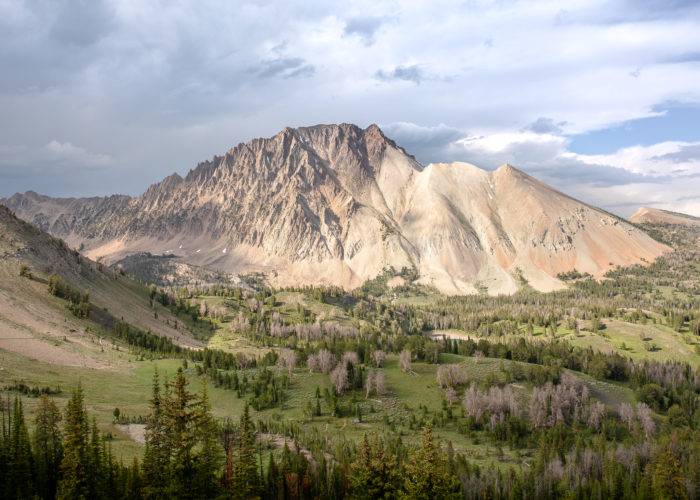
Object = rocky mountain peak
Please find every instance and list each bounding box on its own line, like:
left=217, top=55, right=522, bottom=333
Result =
left=1, top=123, right=669, bottom=295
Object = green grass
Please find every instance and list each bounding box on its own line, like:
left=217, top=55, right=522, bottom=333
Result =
left=562, top=319, right=700, bottom=367
left=0, top=351, right=246, bottom=461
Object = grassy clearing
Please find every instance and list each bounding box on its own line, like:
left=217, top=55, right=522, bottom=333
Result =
left=430, top=319, right=700, bottom=368
left=562, top=319, right=700, bottom=367
left=0, top=350, right=247, bottom=461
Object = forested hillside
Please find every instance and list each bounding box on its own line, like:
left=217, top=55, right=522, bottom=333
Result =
left=0, top=219, right=698, bottom=498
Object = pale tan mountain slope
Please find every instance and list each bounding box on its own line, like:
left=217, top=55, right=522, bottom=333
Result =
left=2, top=124, right=670, bottom=295
left=630, top=207, right=700, bottom=227
left=0, top=205, right=200, bottom=368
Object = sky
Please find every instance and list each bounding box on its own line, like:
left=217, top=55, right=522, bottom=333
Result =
left=1, top=0, right=700, bottom=216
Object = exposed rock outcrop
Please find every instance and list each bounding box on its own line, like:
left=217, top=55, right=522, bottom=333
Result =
left=2, top=124, right=670, bottom=294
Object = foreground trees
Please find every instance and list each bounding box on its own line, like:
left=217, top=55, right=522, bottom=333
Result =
left=143, top=368, right=223, bottom=499
left=2, top=358, right=699, bottom=499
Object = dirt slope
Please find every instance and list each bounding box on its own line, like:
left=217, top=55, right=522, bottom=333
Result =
left=0, top=205, right=200, bottom=368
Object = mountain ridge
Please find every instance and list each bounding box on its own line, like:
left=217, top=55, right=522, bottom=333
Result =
left=630, top=206, right=700, bottom=227
left=2, top=123, right=670, bottom=295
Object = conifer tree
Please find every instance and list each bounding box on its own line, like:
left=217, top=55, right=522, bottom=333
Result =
left=33, top=395, right=63, bottom=500
left=191, top=383, right=223, bottom=498
left=164, top=368, right=198, bottom=498
left=231, top=403, right=259, bottom=499
left=9, top=397, right=33, bottom=499
left=652, top=443, right=687, bottom=500
left=350, top=433, right=400, bottom=499
left=142, top=370, right=169, bottom=498
left=58, top=386, right=91, bottom=500
left=265, top=452, right=280, bottom=499
left=404, top=426, right=461, bottom=499
left=87, top=417, right=103, bottom=497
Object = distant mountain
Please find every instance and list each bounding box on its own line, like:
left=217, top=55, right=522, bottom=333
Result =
left=0, top=204, right=200, bottom=368
left=630, top=207, right=700, bottom=227
left=2, top=124, right=669, bottom=294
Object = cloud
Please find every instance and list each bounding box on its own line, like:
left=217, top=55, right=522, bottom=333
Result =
left=1, top=0, right=700, bottom=204
left=343, top=16, right=388, bottom=44
left=257, top=57, right=315, bottom=79
left=44, top=140, right=113, bottom=167
left=0, top=140, right=116, bottom=196
left=381, top=122, right=464, bottom=162
left=0, top=141, right=113, bottom=170
left=383, top=121, right=700, bottom=216
left=375, top=65, right=425, bottom=84
left=525, top=117, right=568, bottom=134
left=49, top=0, right=115, bottom=47
left=653, top=143, right=700, bottom=163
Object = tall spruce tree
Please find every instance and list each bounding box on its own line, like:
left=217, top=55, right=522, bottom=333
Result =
left=141, top=370, right=169, bottom=498
left=191, top=383, right=223, bottom=498
left=404, top=426, right=461, bottom=500
left=87, top=417, right=103, bottom=498
left=164, top=368, right=198, bottom=498
left=350, top=433, right=401, bottom=499
left=9, top=397, right=33, bottom=499
left=58, top=386, right=90, bottom=499
left=33, top=395, right=63, bottom=500
left=231, top=403, right=259, bottom=499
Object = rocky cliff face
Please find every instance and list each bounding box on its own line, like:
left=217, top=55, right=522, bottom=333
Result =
left=2, top=123, right=670, bottom=294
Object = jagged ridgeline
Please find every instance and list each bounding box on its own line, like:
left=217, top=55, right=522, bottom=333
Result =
left=3, top=124, right=667, bottom=295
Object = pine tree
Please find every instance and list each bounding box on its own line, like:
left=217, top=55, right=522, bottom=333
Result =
left=0, top=397, right=7, bottom=499
left=33, top=395, right=63, bottom=500
left=58, top=386, right=90, bottom=499
left=87, top=417, right=103, bottom=497
left=9, top=397, right=33, bottom=499
left=191, top=383, right=223, bottom=498
left=164, top=368, right=198, bottom=498
left=350, top=433, right=400, bottom=499
left=652, top=444, right=687, bottom=500
left=126, top=457, right=142, bottom=500
left=265, top=452, right=280, bottom=499
left=404, top=426, right=461, bottom=499
left=231, top=403, right=259, bottom=499
left=141, top=370, right=170, bottom=498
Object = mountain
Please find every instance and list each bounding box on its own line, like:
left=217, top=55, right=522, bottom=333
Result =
left=2, top=123, right=669, bottom=294
left=0, top=204, right=200, bottom=368
left=630, top=207, right=700, bottom=227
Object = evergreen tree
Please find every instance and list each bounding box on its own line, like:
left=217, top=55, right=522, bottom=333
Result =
left=350, top=433, right=401, bottom=499
left=58, top=386, right=90, bottom=499
left=9, top=397, right=33, bottom=499
left=265, top=452, right=280, bottom=499
left=33, top=395, right=63, bottom=500
left=404, top=426, right=461, bottom=499
left=652, top=443, right=687, bottom=500
left=231, top=403, right=259, bottom=499
left=87, top=417, right=103, bottom=498
left=191, top=383, right=223, bottom=498
left=164, top=368, right=198, bottom=498
left=141, top=370, right=169, bottom=498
